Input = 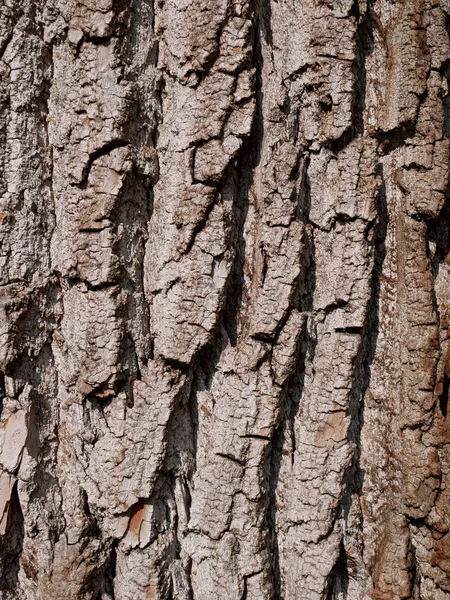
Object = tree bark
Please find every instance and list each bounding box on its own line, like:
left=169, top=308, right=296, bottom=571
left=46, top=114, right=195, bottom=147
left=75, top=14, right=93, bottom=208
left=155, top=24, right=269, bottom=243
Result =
left=1, top=0, right=450, bottom=598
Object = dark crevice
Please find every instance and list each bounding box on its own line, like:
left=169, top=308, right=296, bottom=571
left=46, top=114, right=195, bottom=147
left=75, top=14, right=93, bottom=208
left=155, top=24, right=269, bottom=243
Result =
left=77, top=226, right=111, bottom=233
left=186, top=84, right=251, bottom=242
left=114, top=164, right=154, bottom=376
left=327, top=1, right=374, bottom=154
left=221, top=189, right=249, bottom=347
left=221, top=2, right=264, bottom=347
left=96, top=540, right=117, bottom=600
left=264, top=134, right=318, bottom=598
left=182, top=360, right=204, bottom=481
left=347, top=163, right=387, bottom=452
left=426, top=189, right=450, bottom=417
left=337, top=163, right=388, bottom=585
left=444, top=53, right=450, bottom=139
left=81, top=488, right=101, bottom=538
left=240, top=433, right=271, bottom=441
left=410, top=539, right=419, bottom=595
left=335, top=326, right=363, bottom=334
left=349, top=0, right=360, bottom=19
left=101, top=0, right=161, bottom=407
left=297, top=235, right=316, bottom=315
left=439, top=373, right=449, bottom=417
left=260, top=247, right=269, bottom=285
left=329, top=127, right=354, bottom=154
left=162, top=356, right=191, bottom=373
left=167, top=579, right=175, bottom=600
left=287, top=325, right=316, bottom=463
left=0, top=5, right=23, bottom=62
left=84, top=280, right=118, bottom=292
left=322, top=300, right=349, bottom=317
left=444, top=12, right=450, bottom=138
left=374, top=121, right=416, bottom=154
left=240, top=570, right=263, bottom=600
left=326, top=540, right=349, bottom=600
left=296, top=155, right=311, bottom=223
left=0, top=29, right=15, bottom=62
left=267, top=425, right=285, bottom=600
left=351, top=3, right=374, bottom=138
left=0, top=481, right=24, bottom=594
left=256, top=0, right=273, bottom=47
left=84, top=33, right=117, bottom=46
left=7, top=281, right=64, bottom=576
left=165, top=476, right=194, bottom=599
left=142, top=377, right=196, bottom=593
left=0, top=370, right=5, bottom=412
left=427, top=148, right=450, bottom=272
left=216, top=452, right=246, bottom=466
left=241, top=577, right=248, bottom=600
left=133, top=349, right=142, bottom=382
left=181, top=190, right=220, bottom=256
left=251, top=332, right=276, bottom=344
left=409, top=516, right=426, bottom=529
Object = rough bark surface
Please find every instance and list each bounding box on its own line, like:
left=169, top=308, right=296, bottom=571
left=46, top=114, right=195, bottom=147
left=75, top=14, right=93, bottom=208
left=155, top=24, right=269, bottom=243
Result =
left=1, top=0, right=450, bottom=598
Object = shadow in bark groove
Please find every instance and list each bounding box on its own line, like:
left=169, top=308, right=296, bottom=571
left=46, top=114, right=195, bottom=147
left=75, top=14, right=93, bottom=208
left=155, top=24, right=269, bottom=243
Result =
left=444, top=14, right=450, bottom=139
left=351, top=1, right=374, bottom=138
left=329, top=1, right=375, bottom=154
left=0, top=2, right=25, bottom=62
left=96, top=539, right=118, bottom=600
left=266, top=157, right=318, bottom=598
left=221, top=145, right=253, bottom=347
left=222, top=2, right=265, bottom=348
left=333, top=164, right=388, bottom=595
left=439, top=373, right=449, bottom=418
left=0, top=481, right=24, bottom=594
left=7, top=336, right=65, bottom=549
left=347, top=167, right=388, bottom=479
left=427, top=188, right=450, bottom=418
left=427, top=188, right=450, bottom=277
left=326, top=539, right=350, bottom=600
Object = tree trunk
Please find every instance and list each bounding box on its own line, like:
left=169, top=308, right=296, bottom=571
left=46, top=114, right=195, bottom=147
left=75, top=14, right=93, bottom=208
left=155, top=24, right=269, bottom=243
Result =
left=1, top=0, right=450, bottom=598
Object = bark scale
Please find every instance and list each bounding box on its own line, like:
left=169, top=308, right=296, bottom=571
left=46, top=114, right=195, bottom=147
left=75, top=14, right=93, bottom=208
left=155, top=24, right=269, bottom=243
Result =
left=1, top=1, right=450, bottom=599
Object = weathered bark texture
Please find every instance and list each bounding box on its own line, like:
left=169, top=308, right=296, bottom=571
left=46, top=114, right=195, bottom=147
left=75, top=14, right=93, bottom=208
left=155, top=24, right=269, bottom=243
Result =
left=1, top=0, right=450, bottom=598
